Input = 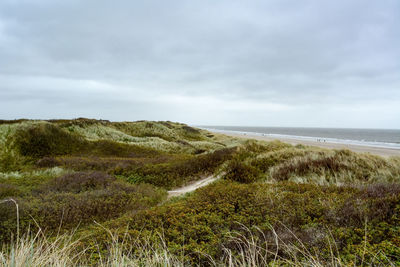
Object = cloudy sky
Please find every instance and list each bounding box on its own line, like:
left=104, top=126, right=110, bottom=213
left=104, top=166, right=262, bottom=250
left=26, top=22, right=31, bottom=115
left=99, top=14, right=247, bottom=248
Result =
left=0, top=0, right=399, bottom=128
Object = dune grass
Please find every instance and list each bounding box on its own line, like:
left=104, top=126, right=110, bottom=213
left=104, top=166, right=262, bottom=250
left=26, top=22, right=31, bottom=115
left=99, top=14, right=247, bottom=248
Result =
left=0, top=119, right=399, bottom=266
left=1, top=223, right=397, bottom=266
left=222, top=140, right=400, bottom=185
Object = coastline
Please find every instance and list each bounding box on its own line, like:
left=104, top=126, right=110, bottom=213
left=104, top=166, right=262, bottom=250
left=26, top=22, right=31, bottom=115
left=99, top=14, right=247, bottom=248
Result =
left=210, top=130, right=400, bottom=158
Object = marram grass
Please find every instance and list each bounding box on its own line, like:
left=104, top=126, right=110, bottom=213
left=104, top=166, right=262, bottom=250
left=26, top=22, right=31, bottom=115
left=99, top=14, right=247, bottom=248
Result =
left=0, top=225, right=396, bottom=267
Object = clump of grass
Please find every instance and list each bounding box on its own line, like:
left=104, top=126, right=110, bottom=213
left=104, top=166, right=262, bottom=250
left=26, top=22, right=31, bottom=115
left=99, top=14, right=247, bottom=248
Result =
left=0, top=231, right=186, bottom=267
left=219, top=223, right=398, bottom=267
left=0, top=231, right=83, bottom=267
left=223, top=158, right=261, bottom=183
left=223, top=142, right=400, bottom=185
left=269, top=149, right=400, bottom=184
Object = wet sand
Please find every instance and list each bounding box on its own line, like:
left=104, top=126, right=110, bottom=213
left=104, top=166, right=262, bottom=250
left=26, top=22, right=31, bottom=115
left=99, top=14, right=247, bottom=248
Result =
left=214, top=131, right=400, bottom=158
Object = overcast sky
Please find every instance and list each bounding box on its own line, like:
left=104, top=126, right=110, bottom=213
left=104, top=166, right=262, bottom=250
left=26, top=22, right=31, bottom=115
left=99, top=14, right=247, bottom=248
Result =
left=0, top=0, right=399, bottom=128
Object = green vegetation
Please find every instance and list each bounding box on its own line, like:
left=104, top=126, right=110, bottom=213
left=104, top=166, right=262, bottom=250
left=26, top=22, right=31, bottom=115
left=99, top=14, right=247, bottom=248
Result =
left=88, top=181, right=400, bottom=265
left=222, top=140, right=400, bottom=185
left=0, top=118, right=399, bottom=266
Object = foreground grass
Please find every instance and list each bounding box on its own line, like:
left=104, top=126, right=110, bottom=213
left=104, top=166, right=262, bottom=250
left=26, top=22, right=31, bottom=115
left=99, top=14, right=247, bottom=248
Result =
left=0, top=231, right=185, bottom=267
left=1, top=225, right=397, bottom=267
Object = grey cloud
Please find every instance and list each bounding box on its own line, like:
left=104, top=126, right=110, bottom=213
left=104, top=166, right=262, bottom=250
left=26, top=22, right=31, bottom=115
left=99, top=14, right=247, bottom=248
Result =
left=0, top=0, right=399, bottom=127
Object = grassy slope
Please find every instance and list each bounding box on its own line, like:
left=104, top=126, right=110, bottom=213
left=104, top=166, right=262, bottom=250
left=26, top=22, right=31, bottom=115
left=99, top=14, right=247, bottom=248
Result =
left=0, top=119, right=240, bottom=240
left=0, top=118, right=400, bottom=266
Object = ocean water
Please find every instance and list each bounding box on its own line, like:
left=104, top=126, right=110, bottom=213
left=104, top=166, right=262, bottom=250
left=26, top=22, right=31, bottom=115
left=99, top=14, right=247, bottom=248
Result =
left=200, top=126, right=400, bottom=150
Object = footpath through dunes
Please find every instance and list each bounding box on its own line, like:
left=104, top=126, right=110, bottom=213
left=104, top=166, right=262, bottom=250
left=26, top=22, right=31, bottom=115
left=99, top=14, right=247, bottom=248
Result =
left=167, top=174, right=220, bottom=198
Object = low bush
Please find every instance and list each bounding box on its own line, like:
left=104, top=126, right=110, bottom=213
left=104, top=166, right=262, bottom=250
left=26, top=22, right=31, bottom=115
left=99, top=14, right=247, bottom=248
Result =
left=87, top=181, right=400, bottom=265
left=0, top=184, right=22, bottom=199
left=29, top=182, right=165, bottom=231
left=117, top=147, right=236, bottom=188
left=35, top=157, right=60, bottom=168
left=54, top=155, right=175, bottom=172
left=36, top=172, right=115, bottom=194
left=0, top=172, right=167, bottom=242
left=223, top=158, right=261, bottom=183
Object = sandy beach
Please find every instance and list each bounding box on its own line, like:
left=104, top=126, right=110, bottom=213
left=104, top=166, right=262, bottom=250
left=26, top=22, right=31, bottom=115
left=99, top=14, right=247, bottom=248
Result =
left=213, top=131, right=400, bottom=158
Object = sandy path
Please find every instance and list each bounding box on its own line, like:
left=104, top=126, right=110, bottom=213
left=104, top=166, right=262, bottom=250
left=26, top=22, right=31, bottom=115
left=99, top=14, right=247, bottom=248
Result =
left=216, top=131, right=400, bottom=158
left=168, top=175, right=218, bottom=198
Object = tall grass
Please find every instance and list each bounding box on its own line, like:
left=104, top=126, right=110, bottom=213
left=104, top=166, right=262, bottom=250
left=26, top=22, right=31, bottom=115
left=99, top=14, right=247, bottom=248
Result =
left=0, top=224, right=396, bottom=266
left=223, top=143, right=400, bottom=185
left=0, top=226, right=185, bottom=267
left=0, top=231, right=82, bottom=267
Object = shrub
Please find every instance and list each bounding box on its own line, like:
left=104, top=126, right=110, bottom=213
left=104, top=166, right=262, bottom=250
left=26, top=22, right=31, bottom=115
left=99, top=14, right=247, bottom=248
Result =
left=0, top=177, right=167, bottom=240
left=223, top=158, right=261, bottom=183
left=0, top=184, right=22, bottom=199
left=87, top=181, right=400, bottom=265
left=29, top=183, right=165, bottom=231
left=361, top=183, right=400, bottom=198
left=119, top=147, right=236, bottom=188
left=55, top=155, right=173, bottom=172
left=35, top=157, right=60, bottom=168
left=36, top=172, right=115, bottom=194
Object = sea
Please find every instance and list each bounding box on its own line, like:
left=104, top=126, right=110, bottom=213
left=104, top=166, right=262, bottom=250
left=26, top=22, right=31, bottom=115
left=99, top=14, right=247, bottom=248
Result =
left=199, top=126, right=400, bottom=150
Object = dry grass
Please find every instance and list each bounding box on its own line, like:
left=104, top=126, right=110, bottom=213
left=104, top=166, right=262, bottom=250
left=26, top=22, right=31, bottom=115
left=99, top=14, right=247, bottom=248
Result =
left=223, top=143, right=400, bottom=185
left=0, top=223, right=396, bottom=267
left=0, top=227, right=185, bottom=267
left=218, top=223, right=397, bottom=267
left=0, top=231, right=82, bottom=267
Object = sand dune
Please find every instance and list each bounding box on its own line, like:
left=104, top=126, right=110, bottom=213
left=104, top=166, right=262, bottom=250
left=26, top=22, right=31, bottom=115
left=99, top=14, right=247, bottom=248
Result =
left=214, top=131, right=400, bottom=158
